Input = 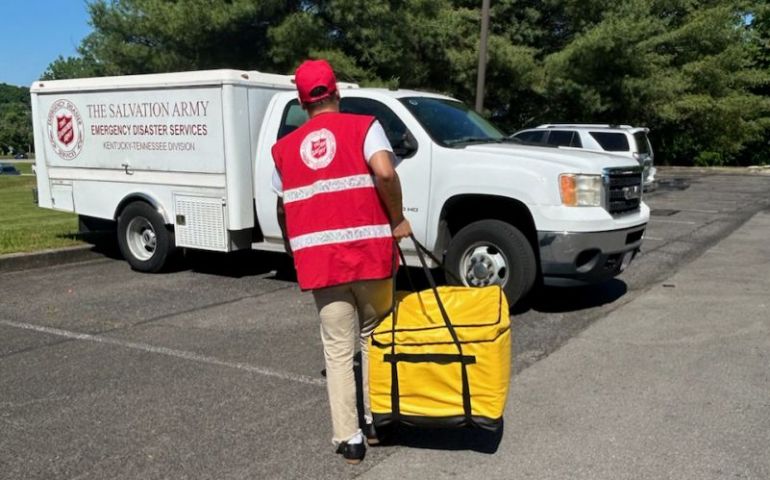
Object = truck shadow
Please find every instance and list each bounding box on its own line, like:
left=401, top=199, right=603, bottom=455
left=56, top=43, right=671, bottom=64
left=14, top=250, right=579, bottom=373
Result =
left=176, top=249, right=296, bottom=280
left=69, top=235, right=627, bottom=315
left=518, top=279, right=628, bottom=314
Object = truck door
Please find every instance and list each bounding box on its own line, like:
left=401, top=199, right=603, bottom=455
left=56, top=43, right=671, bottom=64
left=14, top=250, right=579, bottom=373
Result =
left=338, top=97, right=431, bottom=246
left=259, top=96, right=431, bottom=247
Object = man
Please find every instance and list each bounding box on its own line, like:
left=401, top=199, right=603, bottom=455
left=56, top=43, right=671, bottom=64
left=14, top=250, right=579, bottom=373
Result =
left=271, top=59, right=412, bottom=464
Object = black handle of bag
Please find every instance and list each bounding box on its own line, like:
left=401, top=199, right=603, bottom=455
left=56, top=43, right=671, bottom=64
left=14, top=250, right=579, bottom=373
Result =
left=407, top=238, right=463, bottom=285
left=392, top=235, right=474, bottom=424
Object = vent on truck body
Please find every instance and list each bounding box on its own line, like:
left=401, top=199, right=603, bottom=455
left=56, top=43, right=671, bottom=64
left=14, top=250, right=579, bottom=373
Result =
left=174, top=194, right=228, bottom=251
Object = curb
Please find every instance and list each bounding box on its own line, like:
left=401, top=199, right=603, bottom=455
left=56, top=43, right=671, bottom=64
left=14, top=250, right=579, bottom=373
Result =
left=0, top=245, right=103, bottom=273
left=658, top=165, right=770, bottom=175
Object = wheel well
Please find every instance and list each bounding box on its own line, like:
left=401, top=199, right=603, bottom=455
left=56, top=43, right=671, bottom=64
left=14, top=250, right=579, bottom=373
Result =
left=114, top=195, right=169, bottom=224
left=438, top=195, right=538, bottom=255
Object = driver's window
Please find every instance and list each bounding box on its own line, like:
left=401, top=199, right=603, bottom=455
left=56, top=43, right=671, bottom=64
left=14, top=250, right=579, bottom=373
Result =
left=340, top=98, right=411, bottom=151
left=277, top=101, right=308, bottom=139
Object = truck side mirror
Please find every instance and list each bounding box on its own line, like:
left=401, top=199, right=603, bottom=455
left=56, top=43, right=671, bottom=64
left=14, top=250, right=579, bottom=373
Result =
left=393, top=131, right=418, bottom=159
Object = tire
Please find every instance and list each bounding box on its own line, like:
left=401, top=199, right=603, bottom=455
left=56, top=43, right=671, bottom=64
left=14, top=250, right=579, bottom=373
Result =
left=117, top=202, right=173, bottom=272
left=445, top=220, right=537, bottom=306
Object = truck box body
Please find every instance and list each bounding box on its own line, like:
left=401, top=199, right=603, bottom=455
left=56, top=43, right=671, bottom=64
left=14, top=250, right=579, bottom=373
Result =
left=31, top=70, right=294, bottom=251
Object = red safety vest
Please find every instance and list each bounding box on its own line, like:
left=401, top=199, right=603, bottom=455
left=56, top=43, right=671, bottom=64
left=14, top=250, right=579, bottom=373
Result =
left=272, top=112, right=395, bottom=290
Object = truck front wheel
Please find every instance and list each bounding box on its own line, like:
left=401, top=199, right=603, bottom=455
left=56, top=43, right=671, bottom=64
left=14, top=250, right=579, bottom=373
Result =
left=117, top=202, right=174, bottom=272
left=446, top=220, right=536, bottom=306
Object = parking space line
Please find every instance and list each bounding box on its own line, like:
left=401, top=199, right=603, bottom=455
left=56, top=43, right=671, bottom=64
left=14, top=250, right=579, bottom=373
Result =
left=643, top=237, right=664, bottom=241
left=648, top=218, right=698, bottom=225
left=677, top=208, right=720, bottom=214
left=0, top=319, right=326, bottom=387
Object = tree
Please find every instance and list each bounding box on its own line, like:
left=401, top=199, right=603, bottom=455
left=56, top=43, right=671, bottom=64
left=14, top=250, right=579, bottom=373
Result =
left=77, top=0, right=299, bottom=75
left=43, top=0, right=770, bottom=165
left=41, top=38, right=105, bottom=80
left=0, top=84, right=32, bottom=154
left=538, top=0, right=770, bottom=165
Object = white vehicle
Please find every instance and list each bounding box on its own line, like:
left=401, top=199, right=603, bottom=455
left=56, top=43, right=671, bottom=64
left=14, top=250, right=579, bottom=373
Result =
left=511, top=124, right=656, bottom=188
left=31, top=70, right=649, bottom=305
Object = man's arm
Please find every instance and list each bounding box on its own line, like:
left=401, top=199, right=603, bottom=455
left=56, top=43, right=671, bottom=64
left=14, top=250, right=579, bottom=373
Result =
left=369, top=150, right=412, bottom=240
left=276, top=198, right=292, bottom=256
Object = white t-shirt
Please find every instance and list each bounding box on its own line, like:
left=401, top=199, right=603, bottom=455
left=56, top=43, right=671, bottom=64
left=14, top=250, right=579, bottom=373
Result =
left=272, top=120, right=393, bottom=196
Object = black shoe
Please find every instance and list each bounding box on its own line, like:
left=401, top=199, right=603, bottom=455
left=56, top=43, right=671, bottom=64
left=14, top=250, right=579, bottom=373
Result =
left=336, top=441, right=365, bottom=464
left=364, top=423, right=379, bottom=446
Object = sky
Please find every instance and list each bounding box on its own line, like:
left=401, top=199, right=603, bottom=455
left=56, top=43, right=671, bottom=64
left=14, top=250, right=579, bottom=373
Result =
left=0, top=1, right=92, bottom=87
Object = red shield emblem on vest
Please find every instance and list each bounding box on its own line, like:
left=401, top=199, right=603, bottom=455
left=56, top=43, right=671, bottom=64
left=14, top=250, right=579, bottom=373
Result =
left=57, top=114, right=75, bottom=146
left=311, top=139, right=327, bottom=159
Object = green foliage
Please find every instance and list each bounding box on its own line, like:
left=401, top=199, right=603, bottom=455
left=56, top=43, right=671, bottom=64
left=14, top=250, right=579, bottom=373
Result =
left=0, top=84, right=32, bottom=155
left=81, top=0, right=297, bottom=75
left=39, top=0, right=770, bottom=166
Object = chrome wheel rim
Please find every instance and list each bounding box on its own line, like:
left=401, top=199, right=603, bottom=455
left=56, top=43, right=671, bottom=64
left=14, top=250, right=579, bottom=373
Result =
left=126, top=217, right=156, bottom=261
left=460, top=242, right=509, bottom=288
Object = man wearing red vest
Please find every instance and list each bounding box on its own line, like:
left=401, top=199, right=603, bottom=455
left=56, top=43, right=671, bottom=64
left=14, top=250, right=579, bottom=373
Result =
left=271, top=59, right=412, bottom=464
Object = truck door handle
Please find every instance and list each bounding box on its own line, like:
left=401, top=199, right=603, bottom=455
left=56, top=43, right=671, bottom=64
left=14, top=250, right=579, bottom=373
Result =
left=121, top=163, right=134, bottom=175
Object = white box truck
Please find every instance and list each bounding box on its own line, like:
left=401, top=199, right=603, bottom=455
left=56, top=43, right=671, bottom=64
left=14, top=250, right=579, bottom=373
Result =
left=31, top=69, right=649, bottom=304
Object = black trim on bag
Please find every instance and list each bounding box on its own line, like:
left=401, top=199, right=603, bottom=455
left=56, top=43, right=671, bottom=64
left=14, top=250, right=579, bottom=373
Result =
left=403, top=236, right=474, bottom=424
left=384, top=353, right=477, bottom=365
left=372, top=326, right=510, bottom=349
left=389, top=243, right=401, bottom=422
left=373, top=412, right=503, bottom=433
left=372, top=286, right=505, bottom=334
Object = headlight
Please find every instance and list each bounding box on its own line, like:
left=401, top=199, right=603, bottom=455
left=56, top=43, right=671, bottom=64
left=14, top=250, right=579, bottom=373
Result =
left=559, top=174, right=603, bottom=207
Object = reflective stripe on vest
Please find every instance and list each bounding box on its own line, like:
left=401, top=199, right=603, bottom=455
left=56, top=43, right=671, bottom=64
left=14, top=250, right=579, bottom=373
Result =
left=283, top=174, right=374, bottom=204
left=289, top=224, right=392, bottom=251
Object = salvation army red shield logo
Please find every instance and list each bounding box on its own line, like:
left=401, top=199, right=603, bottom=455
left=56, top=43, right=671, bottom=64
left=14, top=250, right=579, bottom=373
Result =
left=47, top=99, right=84, bottom=160
left=300, top=128, right=336, bottom=170
left=57, top=114, right=75, bottom=146
left=311, top=138, right=328, bottom=159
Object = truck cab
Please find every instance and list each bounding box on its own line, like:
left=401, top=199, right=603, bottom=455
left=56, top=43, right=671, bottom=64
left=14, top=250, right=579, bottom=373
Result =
left=256, top=89, right=649, bottom=303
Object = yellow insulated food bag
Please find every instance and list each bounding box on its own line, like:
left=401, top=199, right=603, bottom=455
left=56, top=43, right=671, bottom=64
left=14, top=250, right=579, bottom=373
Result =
left=369, top=241, right=511, bottom=431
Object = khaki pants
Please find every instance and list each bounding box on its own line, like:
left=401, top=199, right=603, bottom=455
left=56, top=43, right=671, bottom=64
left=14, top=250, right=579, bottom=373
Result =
left=312, top=278, right=393, bottom=444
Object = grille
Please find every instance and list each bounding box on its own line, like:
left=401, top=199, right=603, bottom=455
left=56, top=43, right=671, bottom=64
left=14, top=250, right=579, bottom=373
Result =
left=605, top=168, right=642, bottom=214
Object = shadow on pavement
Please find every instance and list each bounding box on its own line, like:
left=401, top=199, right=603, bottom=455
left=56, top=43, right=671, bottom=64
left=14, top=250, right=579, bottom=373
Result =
left=525, top=279, right=628, bottom=314
left=69, top=230, right=628, bottom=317
left=177, top=249, right=297, bottom=281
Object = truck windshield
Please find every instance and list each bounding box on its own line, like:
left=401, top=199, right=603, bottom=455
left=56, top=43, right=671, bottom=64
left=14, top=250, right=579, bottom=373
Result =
left=400, top=97, right=505, bottom=147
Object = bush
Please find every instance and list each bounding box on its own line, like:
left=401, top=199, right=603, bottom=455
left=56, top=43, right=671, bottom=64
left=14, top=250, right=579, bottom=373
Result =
left=694, top=151, right=726, bottom=167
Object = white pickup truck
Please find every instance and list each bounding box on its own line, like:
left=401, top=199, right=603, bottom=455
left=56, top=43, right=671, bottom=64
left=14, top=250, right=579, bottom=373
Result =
left=31, top=69, right=648, bottom=304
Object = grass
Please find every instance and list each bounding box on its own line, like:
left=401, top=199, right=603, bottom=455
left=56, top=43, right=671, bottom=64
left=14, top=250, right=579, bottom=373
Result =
left=0, top=175, right=82, bottom=255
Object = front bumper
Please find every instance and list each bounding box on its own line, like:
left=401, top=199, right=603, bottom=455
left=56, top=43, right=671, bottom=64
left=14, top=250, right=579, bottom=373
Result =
left=538, top=223, right=647, bottom=286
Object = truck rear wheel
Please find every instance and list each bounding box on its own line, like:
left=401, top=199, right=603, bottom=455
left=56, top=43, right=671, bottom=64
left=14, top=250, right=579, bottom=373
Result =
left=445, top=220, right=536, bottom=306
left=117, top=202, right=173, bottom=273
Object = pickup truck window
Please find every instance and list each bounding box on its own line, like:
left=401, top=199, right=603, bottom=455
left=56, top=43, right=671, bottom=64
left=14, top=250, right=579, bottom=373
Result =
left=400, top=97, right=504, bottom=147
left=277, top=97, right=416, bottom=156
left=339, top=97, right=409, bottom=150
left=277, top=101, right=309, bottom=139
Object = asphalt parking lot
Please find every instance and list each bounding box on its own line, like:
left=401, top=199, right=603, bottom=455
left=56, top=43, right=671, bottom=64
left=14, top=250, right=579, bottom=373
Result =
left=2, top=168, right=770, bottom=479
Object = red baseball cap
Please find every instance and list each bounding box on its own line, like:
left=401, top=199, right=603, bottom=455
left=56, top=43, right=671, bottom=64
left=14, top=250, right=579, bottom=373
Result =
left=294, top=59, right=338, bottom=105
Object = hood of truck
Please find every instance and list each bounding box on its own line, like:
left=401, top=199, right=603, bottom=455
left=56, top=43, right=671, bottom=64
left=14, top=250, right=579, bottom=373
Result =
left=462, top=142, right=638, bottom=173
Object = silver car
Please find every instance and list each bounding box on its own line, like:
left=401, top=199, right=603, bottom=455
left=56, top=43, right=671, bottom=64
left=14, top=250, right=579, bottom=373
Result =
left=511, top=124, right=656, bottom=188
